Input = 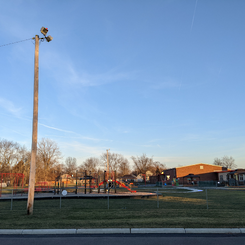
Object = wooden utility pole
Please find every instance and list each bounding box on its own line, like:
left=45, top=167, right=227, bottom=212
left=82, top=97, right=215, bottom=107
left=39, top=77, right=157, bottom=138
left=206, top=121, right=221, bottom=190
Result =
left=27, top=35, right=39, bottom=215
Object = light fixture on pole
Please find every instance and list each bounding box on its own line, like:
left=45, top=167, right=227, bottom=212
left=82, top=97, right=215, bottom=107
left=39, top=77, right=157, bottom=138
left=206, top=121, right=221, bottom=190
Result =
left=27, top=27, right=53, bottom=215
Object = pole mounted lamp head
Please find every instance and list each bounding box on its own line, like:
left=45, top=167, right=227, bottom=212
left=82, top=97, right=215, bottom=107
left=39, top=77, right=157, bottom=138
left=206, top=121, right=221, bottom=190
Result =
left=40, top=27, right=53, bottom=42
left=40, top=27, right=48, bottom=36
left=46, top=35, right=53, bottom=42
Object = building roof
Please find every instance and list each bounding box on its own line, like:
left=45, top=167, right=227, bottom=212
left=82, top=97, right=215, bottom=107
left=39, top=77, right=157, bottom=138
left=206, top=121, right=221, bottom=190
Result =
left=176, top=163, right=225, bottom=169
left=227, top=169, right=245, bottom=175
left=121, top=174, right=137, bottom=179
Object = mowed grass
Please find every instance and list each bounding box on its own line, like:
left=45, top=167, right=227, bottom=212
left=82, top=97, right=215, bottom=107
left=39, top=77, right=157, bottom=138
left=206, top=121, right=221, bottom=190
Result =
left=0, top=189, right=245, bottom=229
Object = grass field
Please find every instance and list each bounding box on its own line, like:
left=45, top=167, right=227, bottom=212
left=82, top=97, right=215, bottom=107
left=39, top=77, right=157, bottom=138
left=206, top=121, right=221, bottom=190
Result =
left=0, top=188, right=245, bottom=229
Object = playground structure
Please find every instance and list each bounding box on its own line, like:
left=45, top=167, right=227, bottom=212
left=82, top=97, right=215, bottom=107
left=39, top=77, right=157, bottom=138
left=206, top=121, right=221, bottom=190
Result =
left=52, top=170, right=137, bottom=195
left=83, top=170, right=137, bottom=194
left=98, top=180, right=136, bottom=193
left=0, top=170, right=137, bottom=197
left=0, top=173, right=25, bottom=197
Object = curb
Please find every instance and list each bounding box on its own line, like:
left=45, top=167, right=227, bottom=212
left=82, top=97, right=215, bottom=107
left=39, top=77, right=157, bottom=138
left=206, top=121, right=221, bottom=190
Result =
left=0, top=228, right=245, bottom=235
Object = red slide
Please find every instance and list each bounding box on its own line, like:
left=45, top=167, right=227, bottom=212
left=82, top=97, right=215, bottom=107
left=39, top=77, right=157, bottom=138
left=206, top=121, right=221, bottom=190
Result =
left=115, top=180, right=136, bottom=193
left=98, top=180, right=136, bottom=193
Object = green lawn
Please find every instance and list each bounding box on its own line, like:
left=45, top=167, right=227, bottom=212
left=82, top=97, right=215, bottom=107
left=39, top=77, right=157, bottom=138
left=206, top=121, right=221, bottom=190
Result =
left=0, top=188, right=245, bottom=229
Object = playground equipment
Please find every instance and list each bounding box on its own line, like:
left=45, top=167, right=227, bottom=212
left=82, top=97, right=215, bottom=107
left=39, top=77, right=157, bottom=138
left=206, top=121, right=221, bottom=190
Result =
left=98, top=180, right=136, bottom=193
left=35, top=181, right=51, bottom=192
left=77, top=170, right=137, bottom=194
left=0, top=173, right=25, bottom=197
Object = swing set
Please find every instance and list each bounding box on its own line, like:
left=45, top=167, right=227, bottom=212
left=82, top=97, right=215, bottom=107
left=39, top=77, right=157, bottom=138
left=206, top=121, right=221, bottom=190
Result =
left=0, top=173, right=25, bottom=197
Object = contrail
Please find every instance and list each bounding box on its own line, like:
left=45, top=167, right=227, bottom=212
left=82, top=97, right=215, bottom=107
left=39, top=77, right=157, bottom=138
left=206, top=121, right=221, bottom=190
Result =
left=191, top=0, right=198, bottom=32
left=39, top=123, right=74, bottom=134
left=39, top=123, right=102, bottom=141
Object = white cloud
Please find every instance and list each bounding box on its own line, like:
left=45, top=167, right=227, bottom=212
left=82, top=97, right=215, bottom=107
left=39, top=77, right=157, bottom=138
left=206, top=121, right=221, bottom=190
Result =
left=150, top=77, right=181, bottom=89
left=41, top=50, right=138, bottom=88
left=61, top=141, right=104, bottom=157
left=0, top=97, right=22, bottom=117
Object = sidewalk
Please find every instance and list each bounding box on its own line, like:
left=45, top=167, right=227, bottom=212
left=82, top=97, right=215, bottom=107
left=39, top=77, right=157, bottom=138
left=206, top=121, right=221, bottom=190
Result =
left=0, top=228, right=245, bottom=234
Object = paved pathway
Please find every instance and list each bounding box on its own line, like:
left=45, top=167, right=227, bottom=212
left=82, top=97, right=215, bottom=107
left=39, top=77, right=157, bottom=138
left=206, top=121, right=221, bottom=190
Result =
left=0, top=191, right=156, bottom=200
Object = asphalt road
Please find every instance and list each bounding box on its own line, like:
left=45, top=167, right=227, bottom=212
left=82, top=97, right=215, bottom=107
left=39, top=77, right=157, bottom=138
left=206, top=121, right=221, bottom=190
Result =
left=1, top=234, right=245, bottom=245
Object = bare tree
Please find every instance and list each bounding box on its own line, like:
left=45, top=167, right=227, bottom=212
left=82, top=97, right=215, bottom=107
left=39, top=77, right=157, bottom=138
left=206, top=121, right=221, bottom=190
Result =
left=65, top=157, right=77, bottom=176
left=149, top=161, right=167, bottom=175
left=213, top=158, right=223, bottom=166
left=131, top=154, right=154, bottom=175
left=79, top=157, right=100, bottom=173
left=12, top=146, right=31, bottom=184
left=53, top=163, right=65, bottom=180
left=213, top=156, right=236, bottom=169
left=101, top=152, right=130, bottom=174
left=0, top=138, right=20, bottom=173
left=0, top=138, right=65, bottom=183
left=118, top=159, right=131, bottom=177
left=37, top=138, right=62, bottom=181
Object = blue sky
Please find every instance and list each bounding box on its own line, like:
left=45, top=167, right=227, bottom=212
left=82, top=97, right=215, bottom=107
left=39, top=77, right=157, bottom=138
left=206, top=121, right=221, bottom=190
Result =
left=0, top=0, right=245, bottom=168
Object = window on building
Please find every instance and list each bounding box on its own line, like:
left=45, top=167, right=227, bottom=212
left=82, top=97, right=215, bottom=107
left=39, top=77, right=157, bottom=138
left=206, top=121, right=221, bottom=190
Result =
left=239, top=175, right=243, bottom=181
left=200, top=166, right=203, bottom=169
left=166, top=175, right=170, bottom=180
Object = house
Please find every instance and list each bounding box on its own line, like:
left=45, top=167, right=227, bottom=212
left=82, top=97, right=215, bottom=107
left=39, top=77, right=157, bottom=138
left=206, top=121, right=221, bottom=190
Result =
left=134, top=171, right=154, bottom=183
left=145, top=171, right=153, bottom=181
left=121, top=174, right=137, bottom=183
left=226, top=169, right=245, bottom=186
left=216, top=170, right=232, bottom=185
left=135, top=174, right=144, bottom=182
left=60, top=174, right=72, bottom=180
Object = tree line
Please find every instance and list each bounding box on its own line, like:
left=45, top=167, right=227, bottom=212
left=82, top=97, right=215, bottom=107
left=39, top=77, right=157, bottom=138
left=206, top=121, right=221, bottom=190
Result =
left=1, top=137, right=236, bottom=185
left=0, top=138, right=167, bottom=184
left=213, top=156, right=236, bottom=169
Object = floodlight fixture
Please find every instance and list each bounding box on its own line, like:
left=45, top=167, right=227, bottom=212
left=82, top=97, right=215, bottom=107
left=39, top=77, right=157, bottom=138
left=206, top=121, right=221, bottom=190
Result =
left=46, top=35, right=53, bottom=42
left=40, top=27, right=48, bottom=36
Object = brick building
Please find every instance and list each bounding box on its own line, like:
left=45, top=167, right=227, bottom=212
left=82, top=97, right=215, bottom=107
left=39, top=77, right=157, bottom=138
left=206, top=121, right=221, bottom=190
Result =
left=160, top=163, right=227, bottom=185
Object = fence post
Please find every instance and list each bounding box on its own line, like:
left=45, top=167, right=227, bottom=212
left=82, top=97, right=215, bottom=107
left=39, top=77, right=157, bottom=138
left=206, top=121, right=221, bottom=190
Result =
left=89, top=171, right=92, bottom=194
left=60, top=194, right=62, bottom=209
left=206, top=188, right=208, bottom=210
left=104, top=171, right=106, bottom=193
left=157, top=187, right=159, bottom=208
left=84, top=170, right=87, bottom=194
left=108, top=183, right=109, bottom=210
left=114, top=170, right=117, bottom=194
left=75, top=170, right=78, bottom=194
left=10, top=189, right=13, bottom=210
left=97, top=173, right=100, bottom=193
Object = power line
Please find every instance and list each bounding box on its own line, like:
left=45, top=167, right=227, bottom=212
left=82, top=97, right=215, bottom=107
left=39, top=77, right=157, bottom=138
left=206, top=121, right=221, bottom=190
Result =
left=0, top=37, right=34, bottom=48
